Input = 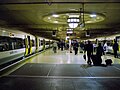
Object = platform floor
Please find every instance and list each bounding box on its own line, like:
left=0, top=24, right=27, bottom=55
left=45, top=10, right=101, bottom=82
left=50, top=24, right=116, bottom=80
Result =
left=0, top=49, right=120, bottom=90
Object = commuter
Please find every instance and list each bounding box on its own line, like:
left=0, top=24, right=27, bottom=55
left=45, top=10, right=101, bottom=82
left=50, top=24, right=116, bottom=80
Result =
left=103, top=41, right=108, bottom=54
left=73, top=40, right=79, bottom=55
left=53, top=41, right=57, bottom=53
left=60, top=40, right=64, bottom=51
left=69, top=40, right=72, bottom=53
left=79, top=41, right=84, bottom=53
left=84, top=40, right=93, bottom=65
left=83, top=41, right=87, bottom=53
left=103, top=41, right=108, bottom=60
left=57, top=41, right=61, bottom=50
left=96, top=43, right=105, bottom=65
left=113, top=39, right=119, bottom=58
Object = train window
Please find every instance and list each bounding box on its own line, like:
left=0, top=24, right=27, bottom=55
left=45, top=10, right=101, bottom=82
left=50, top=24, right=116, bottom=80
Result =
left=0, top=43, right=9, bottom=51
left=0, top=36, right=25, bottom=52
left=46, top=41, right=49, bottom=45
left=31, top=40, right=35, bottom=47
left=0, top=36, right=10, bottom=51
left=0, top=44, right=3, bottom=51
left=41, top=40, right=43, bottom=45
left=11, top=38, right=25, bottom=49
left=39, top=39, right=41, bottom=46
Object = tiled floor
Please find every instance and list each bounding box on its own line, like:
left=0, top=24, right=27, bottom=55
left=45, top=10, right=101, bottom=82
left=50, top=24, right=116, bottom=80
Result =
left=0, top=49, right=120, bottom=90
left=27, top=49, right=120, bottom=65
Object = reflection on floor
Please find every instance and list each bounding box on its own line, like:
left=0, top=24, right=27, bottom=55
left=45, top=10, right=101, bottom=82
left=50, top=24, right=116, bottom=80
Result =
left=27, top=49, right=120, bottom=65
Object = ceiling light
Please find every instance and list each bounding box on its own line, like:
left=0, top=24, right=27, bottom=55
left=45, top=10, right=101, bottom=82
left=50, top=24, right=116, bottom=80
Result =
left=68, top=23, right=78, bottom=28
left=69, top=15, right=79, bottom=17
left=90, top=14, right=96, bottom=18
left=2, top=30, right=6, bottom=32
left=67, top=17, right=79, bottom=28
left=52, top=14, right=59, bottom=17
left=54, top=21, right=58, bottom=23
left=66, top=28, right=73, bottom=31
left=48, top=17, right=51, bottom=19
left=67, top=30, right=73, bottom=34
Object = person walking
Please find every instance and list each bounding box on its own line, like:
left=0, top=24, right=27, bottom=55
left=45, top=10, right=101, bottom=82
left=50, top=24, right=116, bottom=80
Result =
left=113, top=39, right=119, bottom=58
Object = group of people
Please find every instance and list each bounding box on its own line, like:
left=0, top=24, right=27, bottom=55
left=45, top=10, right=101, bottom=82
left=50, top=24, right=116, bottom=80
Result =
left=83, top=41, right=105, bottom=65
left=52, top=39, right=119, bottom=65
left=83, top=39, right=119, bottom=65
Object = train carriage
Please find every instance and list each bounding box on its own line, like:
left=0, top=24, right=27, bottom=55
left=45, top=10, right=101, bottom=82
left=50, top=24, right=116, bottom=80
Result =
left=0, top=28, right=53, bottom=68
left=0, top=29, right=25, bottom=66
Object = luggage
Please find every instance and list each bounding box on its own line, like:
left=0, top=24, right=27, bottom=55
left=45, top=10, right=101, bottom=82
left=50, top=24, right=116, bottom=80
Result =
left=91, top=55, right=102, bottom=66
left=105, top=59, right=112, bottom=66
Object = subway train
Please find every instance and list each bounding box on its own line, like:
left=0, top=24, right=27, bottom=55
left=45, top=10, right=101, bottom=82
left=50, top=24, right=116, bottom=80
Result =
left=0, top=28, right=54, bottom=68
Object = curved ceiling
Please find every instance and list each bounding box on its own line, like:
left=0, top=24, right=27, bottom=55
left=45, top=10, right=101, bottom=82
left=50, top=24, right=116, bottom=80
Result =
left=0, top=0, right=120, bottom=40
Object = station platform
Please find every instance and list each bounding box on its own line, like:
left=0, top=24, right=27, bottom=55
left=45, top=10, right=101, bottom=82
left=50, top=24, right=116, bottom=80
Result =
left=0, top=49, right=120, bottom=90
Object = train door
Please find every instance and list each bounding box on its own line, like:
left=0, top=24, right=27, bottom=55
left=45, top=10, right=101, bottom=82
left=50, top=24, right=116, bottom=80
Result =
left=25, top=35, right=31, bottom=56
left=49, top=40, right=50, bottom=48
left=43, top=39, right=45, bottom=50
left=27, top=36, right=31, bottom=54
left=35, top=36, right=38, bottom=52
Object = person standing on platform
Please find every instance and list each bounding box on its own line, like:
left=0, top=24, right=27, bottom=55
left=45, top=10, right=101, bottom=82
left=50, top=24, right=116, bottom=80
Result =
left=57, top=41, right=61, bottom=50
left=79, top=41, right=84, bottom=53
left=84, top=40, right=93, bottom=65
left=96, top=43, right=105, bottom=65
left=53, top=41, right=57, bottom=53
left=113, top=39, right=119, bottom=58
left=60, top=40, right=64, bottom=51
left=74, top=40, right=79, bottom=55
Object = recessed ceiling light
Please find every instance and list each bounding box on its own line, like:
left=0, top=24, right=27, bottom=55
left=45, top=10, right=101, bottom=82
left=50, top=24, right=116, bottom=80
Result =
left=52, top=14, right=59, bottom=17
left=69, top=9, right=78, bottom=11
left=96, top=17, right=100, bottom=19
left=54, top=21, right=58, bottom=23
left=67, top=30, right=73, bottom=34
left=69, top=15, right=79, bottom=17
left=2, top=30, right=6, bottom=32
left=90, top=14, right=97, bottom=18
left=86, top=21, right=93, bottom=23
left=48, top=17, right=51, bottom=19
left=66, top=28, right=73, bottom=31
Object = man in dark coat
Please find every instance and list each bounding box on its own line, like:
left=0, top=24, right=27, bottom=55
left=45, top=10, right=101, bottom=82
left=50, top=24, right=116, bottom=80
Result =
left=96, top=43, right=105, bottom=65
left=96, top=43, right=105, bottom=57
left=74, top=40, right=79, bottom=55
left=113, top=40, right=119, bottom=58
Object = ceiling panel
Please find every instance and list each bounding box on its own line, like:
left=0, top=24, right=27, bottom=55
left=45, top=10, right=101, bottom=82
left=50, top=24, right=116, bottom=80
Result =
left=0, top=0, right=120, bottom=3
left=0, top=1, right=120, bottom=40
